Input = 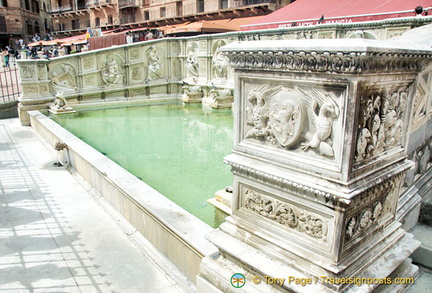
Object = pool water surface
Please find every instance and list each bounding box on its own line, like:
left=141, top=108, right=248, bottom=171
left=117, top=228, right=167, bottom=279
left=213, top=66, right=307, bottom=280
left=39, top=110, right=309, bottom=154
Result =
left=51, top=104, right=234, bottom=227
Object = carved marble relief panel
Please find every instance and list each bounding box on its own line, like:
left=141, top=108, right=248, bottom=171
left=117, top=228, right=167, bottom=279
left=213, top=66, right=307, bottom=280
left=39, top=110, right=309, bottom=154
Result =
left=82, top=56, right=95, bottom=71
left=50, top=63, right=78, bottom=92
left=37, top=65, right=48, bottom=80
left=130, top=65, right=143, bottom=83
left=239, top=185, right=331, bottom=243
left=355, top=87, right=409, bottom=163
left=20, top=65, right=36, bottom=80
left=185, top=42, right=199, bottom=78
left=145, top=45, right=164, bottom=81
left=211, top=40, right=229, bottom=79
left=98, top=54, right=124, bottom=87
left=411, top=70, right=432, bottom=131
left=343, top=173, right=402, bottom=248
left=241, top=80, right=344, bottom=161
left=129, top=48, right=141, bottom=61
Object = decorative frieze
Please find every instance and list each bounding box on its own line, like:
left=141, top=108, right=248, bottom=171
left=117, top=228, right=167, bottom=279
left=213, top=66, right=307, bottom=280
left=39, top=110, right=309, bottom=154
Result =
left=222, top=44, right=430, bottom=74
left=242, top=187, right=329, bottom=242
left=355, top=88, right=408, bottom=163
left=344, top=173, right=403, bottom=243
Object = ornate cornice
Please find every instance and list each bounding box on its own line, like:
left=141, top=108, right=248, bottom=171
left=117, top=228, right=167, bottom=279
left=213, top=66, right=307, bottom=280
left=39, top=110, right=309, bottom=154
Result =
left=222, top=49, right=431, bottom=73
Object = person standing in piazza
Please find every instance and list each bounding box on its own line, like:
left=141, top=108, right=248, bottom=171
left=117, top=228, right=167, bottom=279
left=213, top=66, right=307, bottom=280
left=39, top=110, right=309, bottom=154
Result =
left=3, top=48, right=10, bottom=68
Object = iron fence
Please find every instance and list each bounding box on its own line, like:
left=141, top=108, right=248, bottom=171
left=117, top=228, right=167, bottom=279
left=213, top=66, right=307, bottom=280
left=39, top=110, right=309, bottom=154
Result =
left=0, top=65, right=21, bottom=104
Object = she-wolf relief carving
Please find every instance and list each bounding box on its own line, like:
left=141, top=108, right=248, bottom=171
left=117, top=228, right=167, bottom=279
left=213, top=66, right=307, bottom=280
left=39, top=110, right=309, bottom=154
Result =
left=244, top=84, right=340, bottom=158
left=355, top=89, right=407, bottom=163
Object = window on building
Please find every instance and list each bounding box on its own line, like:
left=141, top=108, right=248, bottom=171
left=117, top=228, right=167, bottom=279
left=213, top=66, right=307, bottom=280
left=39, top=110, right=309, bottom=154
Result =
left=0, top=16, right=6, bottom=32
left=34, top=21, right=40, bottom=33
left=176, top=1, right=182, bottom=16
left=197, top=0, right=204, bottom=13
left=25, top=0, right=30, bottom=10
left=220, top=0, right=228, bottom=9
left=95, top=17, right=100, bottom=27
left=108, top=15, right=113, bottom=25
left=58, top=23, right=65, bottom=31
left=32, top=0, right=40, bottom=13
left=160, top=7, right=166, bottom=18
left=77, top=0, right=86, bottom=10
left=26, top=20, right=33, bottom=35
left=0, top=0, right=8, bottom=7
left=71, top=19, right=80, bottom=29
left=144, top=11, right=149, bottom=20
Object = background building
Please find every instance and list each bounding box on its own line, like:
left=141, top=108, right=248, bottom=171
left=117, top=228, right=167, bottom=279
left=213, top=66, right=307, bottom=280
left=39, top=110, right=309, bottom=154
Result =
left=0, top=0, right=51, bottom=48
left=49, top=0, right=292, bottom=38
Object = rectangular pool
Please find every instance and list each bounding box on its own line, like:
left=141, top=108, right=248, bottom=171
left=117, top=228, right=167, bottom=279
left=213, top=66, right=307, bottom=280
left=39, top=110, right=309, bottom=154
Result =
left=51, top=104, right=234, bottom=227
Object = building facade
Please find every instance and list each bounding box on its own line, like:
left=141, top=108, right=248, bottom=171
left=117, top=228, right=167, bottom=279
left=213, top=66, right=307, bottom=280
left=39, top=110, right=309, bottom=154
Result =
left=0, top=0, right=51, bottom=48
left=49, top=0, right=291, bottom=38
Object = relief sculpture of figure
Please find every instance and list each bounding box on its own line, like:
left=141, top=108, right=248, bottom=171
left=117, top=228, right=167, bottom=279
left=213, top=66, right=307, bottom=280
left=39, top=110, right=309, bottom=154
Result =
left=300, top=89, right=339, bottom=157
left=245, top=84, right=283, bottom=140
left=52, top=64, right=77, bottom=91
left=186, top=44, right=199, bottom=77
left=101, top=55, right=123, bottom=85
left=146, top=45, right=163, bottom=80
left=212, top=41, right=229, bottom=79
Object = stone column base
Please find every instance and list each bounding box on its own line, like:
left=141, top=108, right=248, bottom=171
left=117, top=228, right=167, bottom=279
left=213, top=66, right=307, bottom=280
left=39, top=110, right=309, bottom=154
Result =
left=197, top=227, right=419, bottom=293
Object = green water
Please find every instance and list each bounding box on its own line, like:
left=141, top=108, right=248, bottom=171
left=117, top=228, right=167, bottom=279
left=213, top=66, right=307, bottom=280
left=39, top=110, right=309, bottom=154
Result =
left=51, top=104, right=234, bottom=228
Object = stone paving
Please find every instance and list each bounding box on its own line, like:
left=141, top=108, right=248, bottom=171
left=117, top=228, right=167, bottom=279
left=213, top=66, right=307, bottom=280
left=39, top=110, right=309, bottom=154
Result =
left=0, top=118, right=185, bottom=293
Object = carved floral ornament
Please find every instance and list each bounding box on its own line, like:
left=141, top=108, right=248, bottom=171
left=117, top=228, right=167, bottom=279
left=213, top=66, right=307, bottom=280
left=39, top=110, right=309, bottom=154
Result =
left=355, top=89, right=408, bottom=163
left=345, top=174, right=400, bottom=241
left=223, top=50, right=430, bottom=73
left=244, top=84, right=340, bottom=158
left=243, top=188, right=328, bottom=242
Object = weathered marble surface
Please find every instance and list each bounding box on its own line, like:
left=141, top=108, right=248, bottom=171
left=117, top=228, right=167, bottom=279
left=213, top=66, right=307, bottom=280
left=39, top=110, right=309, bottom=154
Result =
left=198, top=38, right=432, bottom=292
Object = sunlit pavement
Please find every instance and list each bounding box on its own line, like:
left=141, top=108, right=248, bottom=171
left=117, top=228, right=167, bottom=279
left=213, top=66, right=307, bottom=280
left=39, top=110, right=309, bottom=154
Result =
left=0, top=118, right=184, bottom=293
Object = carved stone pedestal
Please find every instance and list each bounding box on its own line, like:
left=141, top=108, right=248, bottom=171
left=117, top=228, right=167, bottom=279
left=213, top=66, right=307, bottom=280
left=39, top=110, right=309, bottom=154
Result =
left=197, top=39, right=432, bottom=292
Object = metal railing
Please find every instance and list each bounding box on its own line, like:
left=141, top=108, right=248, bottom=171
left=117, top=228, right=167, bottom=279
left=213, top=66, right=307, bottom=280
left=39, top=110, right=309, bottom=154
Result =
left=0, top=65, right=21, bottom=104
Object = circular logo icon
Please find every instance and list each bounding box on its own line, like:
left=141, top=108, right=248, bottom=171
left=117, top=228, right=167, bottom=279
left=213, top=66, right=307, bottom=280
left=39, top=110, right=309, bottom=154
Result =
left=231, top=273, right=246, bottom=288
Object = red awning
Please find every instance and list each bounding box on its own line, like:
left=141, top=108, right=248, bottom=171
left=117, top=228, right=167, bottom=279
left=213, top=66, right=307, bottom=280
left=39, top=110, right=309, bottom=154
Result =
left=241, top=0, right=432, bottom=31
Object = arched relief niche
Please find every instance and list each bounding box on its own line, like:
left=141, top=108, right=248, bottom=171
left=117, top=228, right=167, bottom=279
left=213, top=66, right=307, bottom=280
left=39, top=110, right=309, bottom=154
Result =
left=185, top=42, right=199, bottom=78
left=145, top=45, right=165, bottom=81
left=50, top=63, right=78, bottom=93
left=98, top=53, right=125, bottom=87
left=211, top=40, right=229, bottom=80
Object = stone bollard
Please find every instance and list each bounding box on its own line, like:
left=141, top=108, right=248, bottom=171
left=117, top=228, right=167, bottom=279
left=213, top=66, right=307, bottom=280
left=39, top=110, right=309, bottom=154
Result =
left=197, top=38, right=432, bottom=292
